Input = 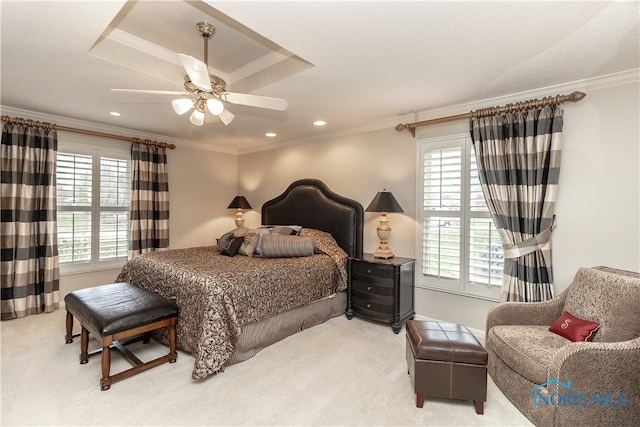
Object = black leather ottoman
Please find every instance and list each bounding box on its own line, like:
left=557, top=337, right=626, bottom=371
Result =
left=406, top=320, right=488, bottom=414
left=64, top=282, right=179, bottom=390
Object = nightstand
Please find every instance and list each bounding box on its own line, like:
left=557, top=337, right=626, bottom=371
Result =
left=346, top=253, right=415, bottom=333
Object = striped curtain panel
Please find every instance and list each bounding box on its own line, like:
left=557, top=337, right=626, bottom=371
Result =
left=470, top=105, right=563, bottom=302
left=129, top=144, right=170, bottom=257
left=1, top=123, right=60, bottom=320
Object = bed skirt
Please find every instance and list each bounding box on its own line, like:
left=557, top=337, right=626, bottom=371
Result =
left=225, top=291, right=347, bottom=367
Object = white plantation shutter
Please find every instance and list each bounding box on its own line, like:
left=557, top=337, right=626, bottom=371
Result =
left=423, top=146, right=462, bottom=279
left=99, top=157, right=130, bottom=261
left=418, top=135, right=503, bottom=300
left=468, top=149, right=503, bottom=287
left=57, top=146, right=130, bottom=272
left=57, top=153, right=92, bottom=263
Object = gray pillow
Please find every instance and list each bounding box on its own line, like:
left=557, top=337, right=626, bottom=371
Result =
left=220, top=236, right=244, bottom=257
left=217, top=227, right=249, bottom=250
left=260, top=234, right=314, bottom=258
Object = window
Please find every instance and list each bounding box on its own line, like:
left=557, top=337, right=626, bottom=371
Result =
left=57, top=145, right=130, bottom=273
left=417, top=134, right=503, bottom=300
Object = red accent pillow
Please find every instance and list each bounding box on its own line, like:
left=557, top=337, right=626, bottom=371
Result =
left=549, top=311, right=600, bottom=342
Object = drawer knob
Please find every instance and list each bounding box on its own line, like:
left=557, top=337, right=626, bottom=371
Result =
left=366, top=303, right=371, bottom=309
left=367, top=286, right=372, bottom=291
left=367, top=269, right=372, bottom=274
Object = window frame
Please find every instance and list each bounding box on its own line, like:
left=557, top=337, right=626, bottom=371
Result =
left=416, top=133, right=502, bottom=301
left=57, top=142, right=131, bottom=275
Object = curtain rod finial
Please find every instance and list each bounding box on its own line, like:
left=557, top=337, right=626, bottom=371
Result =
left=395, top=123, right=415, bottom=137
left=570, top=91, right=587, bottom=102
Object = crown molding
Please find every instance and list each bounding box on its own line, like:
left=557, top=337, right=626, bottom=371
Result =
left=230, top=50, right=290, bottom=84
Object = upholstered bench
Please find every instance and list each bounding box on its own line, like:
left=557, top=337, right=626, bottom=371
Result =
left=64, top=282, right=179, bottom=391
left=406, top=320, right=488, bottom=414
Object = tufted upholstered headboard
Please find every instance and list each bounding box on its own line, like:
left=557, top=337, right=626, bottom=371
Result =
left=262, top=179, right=363, bottom=259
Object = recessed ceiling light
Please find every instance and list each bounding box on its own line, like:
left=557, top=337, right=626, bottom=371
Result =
left=313, top=120, right=326, bottom=126
left=265, top=132, right=277, bottom=138
left=109, top=111, right=121, bottom=117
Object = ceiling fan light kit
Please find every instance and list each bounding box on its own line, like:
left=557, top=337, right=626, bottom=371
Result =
left=111, top=21, right=288, bottom=127
left=190, top=99, right=206, bottom=126
left=172, top=98, right=194, bottom=115
left=206, top=98, right=224, bottom=115
left=190, top=109, right=205, bottom=126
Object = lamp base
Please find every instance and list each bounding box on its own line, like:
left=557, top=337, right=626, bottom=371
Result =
left=373, top=246, right=395, bottom=259
left=374, top=213, right=394, bottom=258
left=234, top=209, right=245, bottom=228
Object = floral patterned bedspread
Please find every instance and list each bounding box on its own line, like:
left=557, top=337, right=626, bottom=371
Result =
left=116, top=228, right=347, bottom=379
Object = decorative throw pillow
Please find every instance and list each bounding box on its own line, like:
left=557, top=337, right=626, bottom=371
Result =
left=217, top=227, right=249, bottom=249
left=549, top=311, right=600, bottom=342
left=220, top=236, right=244, bottom=257
left=260, top=234, right=314, bottom=258
left=238, top=233, right=259, bottom=256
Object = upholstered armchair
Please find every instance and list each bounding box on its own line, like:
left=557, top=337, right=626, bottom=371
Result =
left=486, top=266, right=640, bottom=426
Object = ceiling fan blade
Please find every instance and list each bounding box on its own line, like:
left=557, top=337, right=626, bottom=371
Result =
left=111, top=89, right=190, bottom=96
left=221, top=92, right=288, bottom=111
left=219, top=109, right=235, bottom=126
left=178, top=54, right=212, bottom=92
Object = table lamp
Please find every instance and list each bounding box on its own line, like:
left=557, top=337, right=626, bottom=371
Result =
left=227, top=195, right=252, bottom=227
left=366, top=190, right=403, bottom=259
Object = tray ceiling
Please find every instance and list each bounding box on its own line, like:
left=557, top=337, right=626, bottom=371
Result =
left=1, top=1, right=638, bottom=153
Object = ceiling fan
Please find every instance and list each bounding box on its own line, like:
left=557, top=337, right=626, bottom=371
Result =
left=111, top=22, right=288, bottom=126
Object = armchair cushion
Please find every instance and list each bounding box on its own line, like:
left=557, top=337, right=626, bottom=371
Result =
left=549, top=311, right=600, bottom=342
left=487, top=325, right=569, bottom=384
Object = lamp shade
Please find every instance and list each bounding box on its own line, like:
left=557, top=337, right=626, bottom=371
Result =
left=227, top=196, right=252, bottom=210
left=206, top=98, right=224, bottom=115
left=172, top=98, right=194, bottom=115
left=366, top=190, right=403, bottom=213
left=190, top=109, right=205, bottom=126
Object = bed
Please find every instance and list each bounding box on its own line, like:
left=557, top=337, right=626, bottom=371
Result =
left=116, top=178, right=363, bottom=380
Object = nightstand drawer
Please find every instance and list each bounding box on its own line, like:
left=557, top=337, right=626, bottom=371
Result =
left=351, top=262, right=395, bottom=280
left=351, top=292, right=393, bottom=316
left=351, top=277, right=394, bottom=297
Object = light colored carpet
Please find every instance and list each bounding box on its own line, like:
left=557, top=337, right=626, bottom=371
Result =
left=1, top=308, right=533, bottom=426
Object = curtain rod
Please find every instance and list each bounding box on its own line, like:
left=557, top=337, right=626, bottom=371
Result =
left=1, top=115, right=176, bottom=150
left=395, top=91, right=586, bottom=137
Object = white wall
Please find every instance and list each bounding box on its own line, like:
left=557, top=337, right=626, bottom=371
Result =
left=237, top=127, right=417, bottom=255
left=168, top=144, right=238, bottom=249
left=239, top=76, right=640, bottom=331
left=552, top=82, right=640, bottom=286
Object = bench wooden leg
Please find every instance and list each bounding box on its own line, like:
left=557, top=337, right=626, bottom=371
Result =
left=416, top=394, right=425, bottom=408
left=169, top=319, right=177, bottom=363
left=65, top=311, right=74, bottom=343
left=474, top=400, right=484, bottom=415
left=100, top=344, right=112, bottom=391
left=142, top=332, right=151, bottom=344
left=80, top=327, right=89, bottom=364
